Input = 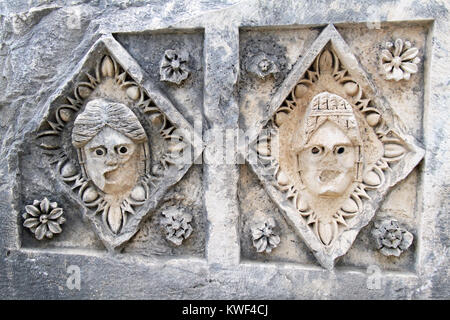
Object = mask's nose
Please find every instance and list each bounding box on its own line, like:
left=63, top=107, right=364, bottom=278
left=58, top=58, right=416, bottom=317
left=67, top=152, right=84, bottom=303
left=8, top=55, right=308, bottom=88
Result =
left=104, top=151, right=118, bottom=166
left=320, top=148, right=336, bottom=166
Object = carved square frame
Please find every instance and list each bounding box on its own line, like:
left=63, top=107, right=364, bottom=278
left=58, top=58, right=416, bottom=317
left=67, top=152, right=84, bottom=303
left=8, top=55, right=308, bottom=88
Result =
left=244, top=25, right=425, bottom=269
left=34, top=35, right=204, bottom=251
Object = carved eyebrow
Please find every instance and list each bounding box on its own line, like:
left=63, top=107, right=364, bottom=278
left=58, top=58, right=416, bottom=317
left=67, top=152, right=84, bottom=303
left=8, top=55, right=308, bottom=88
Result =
left=334, top=143, right=353, bottom=147
left=303, top=143, right=325, bottom=147
left=88, top=144, right=106, bottom=151
left=115, top=143, right=133, bottom=147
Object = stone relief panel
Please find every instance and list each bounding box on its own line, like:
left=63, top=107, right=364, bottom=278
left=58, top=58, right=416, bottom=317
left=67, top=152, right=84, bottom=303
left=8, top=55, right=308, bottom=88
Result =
left=19, top=34, right=203, bottom=254
left=1, top=0, right=447, bottom=301
left=240, top=24, right=426, bottom=270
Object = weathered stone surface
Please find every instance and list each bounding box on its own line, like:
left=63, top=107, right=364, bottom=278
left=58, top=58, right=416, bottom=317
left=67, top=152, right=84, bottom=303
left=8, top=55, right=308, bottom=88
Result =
left=0, top=0, right=449, bottom=299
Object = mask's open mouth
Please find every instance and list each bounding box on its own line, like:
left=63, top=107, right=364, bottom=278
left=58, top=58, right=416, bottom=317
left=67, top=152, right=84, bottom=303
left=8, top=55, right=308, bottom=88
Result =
left=318, top=170, right=341, bottom=183
left=104, top=167, right=120, bottom=182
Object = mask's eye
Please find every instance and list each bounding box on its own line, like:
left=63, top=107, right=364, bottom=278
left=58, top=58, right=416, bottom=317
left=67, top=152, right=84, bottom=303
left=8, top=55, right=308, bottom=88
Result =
left=335, top=146, right=346, bottom=155
left=118, top=146, right=128, bottom=155
left=311, top=146, right=323, bottom=155
left=94, top=147, right=106, bottom=156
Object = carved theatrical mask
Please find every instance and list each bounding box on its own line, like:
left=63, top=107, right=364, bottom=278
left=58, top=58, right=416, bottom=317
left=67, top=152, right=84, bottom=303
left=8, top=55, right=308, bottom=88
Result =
left=72, top=99, right=149, bottom=234
left=298, top=121, right=356, bottom=197
left=247, top=25, right=424, bottom=269
left=296, top=93, right=362, bottom=198
left=83, top=126, right=140, bottom=195
left=292, top=92, right=364, bottom=246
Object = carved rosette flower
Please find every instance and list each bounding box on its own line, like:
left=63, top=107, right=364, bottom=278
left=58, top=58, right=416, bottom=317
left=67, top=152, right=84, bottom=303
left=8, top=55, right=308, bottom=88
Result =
left=251, top=218, right=280, bottom=253
left=247, top=53, right=279, bottom=79
left=22, top=198, right=65, bottom=240
left=161, top=208, right=193, bottom=245
left=159, top=49, right=189, bottom=85
left=372, top=219, right=413, bottom=257
left=381, top=39, right=420, bottom=81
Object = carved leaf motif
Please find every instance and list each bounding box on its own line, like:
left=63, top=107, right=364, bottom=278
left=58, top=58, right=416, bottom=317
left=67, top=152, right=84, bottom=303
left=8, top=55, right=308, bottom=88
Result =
left=82, top=186, right=98, bottom=203
left=107, top=205, right=122, bottom=234
left=381, top=49, right=393, bottom=61
left=296, top=194, right=309, bottom=212
left=363, top=170, right=382, bottom=187
left=400, top=62, right=418, bottom=74
left=117, top=72, right=127, bottom=84
left=399, top=231, right=414, bottom=250
left=382, top=62, right=394, bottom=73
left=275, top=112, right=289, bottom=127
left=401, top=47, right=419, bottom=61
left=268, top=235, right=281, bottom=247
left=388, top=67, right=403, bottom=81
left=25, top=205, right=40, bottom=217
left=40, top=198, right=50, bottom=214
left=85, top=72, right=98, bottom=86
left=48, top=208, right=63, bottom=219
left=384, top=143, right=406, bottom=159
left=47, top=221, right=62, bottom=234
left=394, top=39, right=403, bottom=57
left=23, top=218, right=40, bottom=228
left=366, top=112, right=381, bottom=127
left=319, top=50, right=333, bottom=74
left=126, top=86, right=140, bottom=100
left=58, top=108, right=73, bottom=122
left=35, top=224, right=48, bottom=240
left=318, top=222, right=333, bottom=246
left=294, top=84, right=308, bottom=98
left=252, top=228, right=263, bottom=239
left=334, top=212, right=348, bottom=226
left=130, top=185, right=146, bottom=202
left=77, top=85, right=92, bottom=99
left=341, top=197, right=358, bottom=213
left=276, top=170, right=290, bottom=186
left=60, top=162, right=76, bottom=178
left=255, top=238, right=267, bottom=252
left=101, top=56, right=115, bottom=78
left=168, top=142, right=186, bottom=154
left=149, top=113, right=164, bottom=128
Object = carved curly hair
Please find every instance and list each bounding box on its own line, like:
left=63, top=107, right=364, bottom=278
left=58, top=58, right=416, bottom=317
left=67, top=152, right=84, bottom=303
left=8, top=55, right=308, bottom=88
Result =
left=72, top=98, right=147, bottom=148
left=303, top=92, right=362, bottom=148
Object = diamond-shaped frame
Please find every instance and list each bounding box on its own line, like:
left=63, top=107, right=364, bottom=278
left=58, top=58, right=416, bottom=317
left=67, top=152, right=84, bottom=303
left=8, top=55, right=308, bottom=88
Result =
left=244, top=25, right=425, bottom=269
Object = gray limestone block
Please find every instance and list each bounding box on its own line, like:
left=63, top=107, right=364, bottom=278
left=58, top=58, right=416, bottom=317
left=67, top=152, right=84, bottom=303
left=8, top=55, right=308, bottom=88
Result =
left=0, top=0, right=449, bottom=300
